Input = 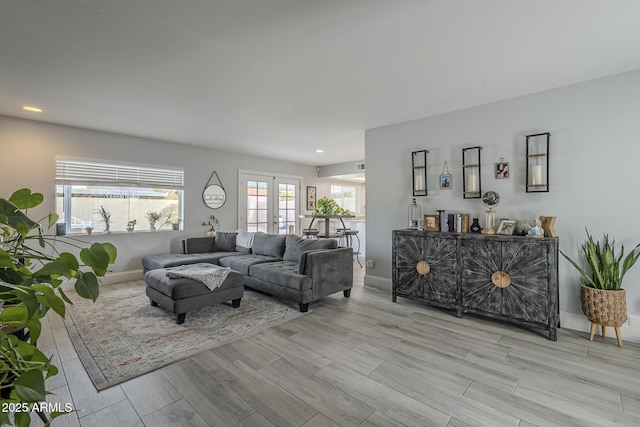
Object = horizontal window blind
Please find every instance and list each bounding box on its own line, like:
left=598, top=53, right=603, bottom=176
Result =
left=55, top=160, right=184, bottom=189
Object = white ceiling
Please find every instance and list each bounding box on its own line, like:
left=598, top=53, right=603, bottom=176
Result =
left=2, top=0, right=640, bottom=166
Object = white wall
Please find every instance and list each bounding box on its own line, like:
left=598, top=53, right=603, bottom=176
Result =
left=364, top=70, right=640, bottom=340
left=0, top=116, right=320, bottom=278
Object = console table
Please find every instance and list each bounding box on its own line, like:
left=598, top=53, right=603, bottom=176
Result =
left=392, top=229, right=559, bottom=340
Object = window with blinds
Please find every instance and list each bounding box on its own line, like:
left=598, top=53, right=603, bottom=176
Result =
left=55, top=159, right=184, bottom=234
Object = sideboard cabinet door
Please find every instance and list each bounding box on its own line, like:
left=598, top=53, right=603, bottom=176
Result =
left=461, top=238, right=552, bottom=326
left=392, top=231, right=458, bottom=309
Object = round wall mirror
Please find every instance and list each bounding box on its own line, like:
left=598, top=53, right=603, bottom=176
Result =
left=203, top=184, right=226, bottom=209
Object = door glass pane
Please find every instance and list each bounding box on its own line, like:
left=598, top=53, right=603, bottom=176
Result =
left=247, top=180, right=269, bottom=232
left=278, top=182, right=296, bottom=235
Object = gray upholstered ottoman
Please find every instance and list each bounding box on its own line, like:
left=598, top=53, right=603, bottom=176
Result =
left=144, top=264, right=244, bottom=324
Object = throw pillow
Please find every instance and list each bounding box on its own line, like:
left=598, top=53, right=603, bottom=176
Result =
left=213, top=231, right=238, bottom=252
left=283, top=234, right=337, bottom=263
left=235, top=229, right=256, bottom=254
left=252, top=232, right=287, bottom=258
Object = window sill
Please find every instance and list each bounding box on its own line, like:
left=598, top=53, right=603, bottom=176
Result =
left=62, top=229, right=183, bottom=236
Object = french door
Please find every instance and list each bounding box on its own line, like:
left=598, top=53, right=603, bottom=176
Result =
left=238, top=171, right=300, bottom=234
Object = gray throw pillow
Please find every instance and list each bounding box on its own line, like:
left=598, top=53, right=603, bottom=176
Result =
left=283, top=234, right=337, bottom=263
left=213, top=231, right=238, bottom=252
left=252, top=232, right=287, bottom=258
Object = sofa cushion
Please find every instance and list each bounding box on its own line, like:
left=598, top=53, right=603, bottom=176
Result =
left=218, top=254, right=281, bottom=275
left=252, top=232, right=286, bottom=259
left=235, top=230, right=256, bottom=254
left=213, top=231, right=237, bottom=252
left=142, top=252, right=243, bottom=271
left=249, top=261, right=312, bottom=292
left=282, top=234, right=338, bottom=263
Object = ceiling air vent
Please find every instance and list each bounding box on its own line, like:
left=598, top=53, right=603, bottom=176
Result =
left=356, top=163, right=365, bottom=171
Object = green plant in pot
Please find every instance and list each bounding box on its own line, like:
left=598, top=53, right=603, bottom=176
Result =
left=560, top=229, right=640, bottom=346
left=202, top=215, right=220, bottom=236
left=312, top=197, right=351, bottom=216
left=0, top=188, right=117, bottom=425
left=145, top=211, right=161, bottom=231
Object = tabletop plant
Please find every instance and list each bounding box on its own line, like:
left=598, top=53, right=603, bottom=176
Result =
left=96, top=205, right=111, bottom=233
left=312, top=197, right=351, bottom=216
left=0, top=188, right=117, bottom=426
left=202, top=215, right=220, bottom=232
left=145, top=211, right=162, bottom=231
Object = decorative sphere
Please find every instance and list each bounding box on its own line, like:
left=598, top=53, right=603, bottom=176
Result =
left=482, top=191, right=500, bottom=208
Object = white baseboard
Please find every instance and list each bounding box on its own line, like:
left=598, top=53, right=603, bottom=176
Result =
left=102, top=269, right=144, bottom=285
left=560, top=311, right=640, bottom=344
left=60, top=269, right=144, bottom=292
left=364, top=274, right=391, bottom=291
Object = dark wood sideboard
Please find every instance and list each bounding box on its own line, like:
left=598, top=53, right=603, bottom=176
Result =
left=392, top=229, right=559, bottom=340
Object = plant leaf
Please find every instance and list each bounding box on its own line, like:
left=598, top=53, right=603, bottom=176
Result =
left=80, top=244, right=111, bottom=276
left=57, top=252, right=80, bottom=271
left=14, top=369, right=46, bottom=402
left=0, top=198, right=37, bottom=231
left=48, top=211, right=59, bottom=228
left=33, top=260, right=72, bottom=279
left=0, top=248, right=14, bottom=268
left=0, top=305, right=29, bottom=324
left=74, top=271, right=100, bottom=301
left=9, top=188, right=44, bottom=210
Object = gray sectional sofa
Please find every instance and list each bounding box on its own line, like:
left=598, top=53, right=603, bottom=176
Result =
left=142, top=231, right=354, bottom=312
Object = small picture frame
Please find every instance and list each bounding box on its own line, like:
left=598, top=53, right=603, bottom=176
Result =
left=423, top=214, right=439, bottom=231
left=497, top=219, right=516, bottom=235
left=439, top=174, right=452, bottom=190
left=495, top=161, right=509, bottom=179
left=306, top=186, right=316, bottom=210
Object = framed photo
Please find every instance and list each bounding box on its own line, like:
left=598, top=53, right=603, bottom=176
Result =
left=423, top=214, right=439, bottom=231
left=306, top=186, right=316, bottom=210
left=439, top=174, right=452, bottom=190
left=495, top=162, right=509, bottom=179
left=497, top=219, right=516, bottom=235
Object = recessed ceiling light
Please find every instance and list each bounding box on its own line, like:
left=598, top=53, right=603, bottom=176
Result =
left=23, top=106, right=43, bottom=113
left=315, top=149, right=324, bottom=153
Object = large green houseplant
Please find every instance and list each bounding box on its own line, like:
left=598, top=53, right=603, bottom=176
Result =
left=560, top=229, right=640, bottom=346
left=0, top=189, right=117, bottom=426
left=312, top=197, right=351, bottom=216
left=560, top=229, right=640, bottom=290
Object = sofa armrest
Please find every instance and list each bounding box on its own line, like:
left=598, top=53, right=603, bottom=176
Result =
left=301, top=247, right=353, bottom=300
left=181, top=237, right=215, bottom=254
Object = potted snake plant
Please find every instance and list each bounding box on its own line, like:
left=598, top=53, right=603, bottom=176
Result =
left=560, top=229, right=640, bottom=345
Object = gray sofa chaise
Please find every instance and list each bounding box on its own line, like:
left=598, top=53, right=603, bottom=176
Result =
left=142, top=231, right=354, bottom=312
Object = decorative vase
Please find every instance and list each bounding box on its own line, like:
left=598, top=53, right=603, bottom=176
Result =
left=104, top=225, right=110, bottom=234
left=149, top=221, right=156, bottom=231
left=126, top=227, right=134, bottom=233
left=206, top=230, right=216, bottom=237
left=172, top=223, right=179, bottom=231
left=469, top=218, right=482, bottom=233
left=85, top=228, right=93, bottom=235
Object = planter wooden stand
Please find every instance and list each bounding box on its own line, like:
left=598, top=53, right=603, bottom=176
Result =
left=581, top=286, right=627, bottom=347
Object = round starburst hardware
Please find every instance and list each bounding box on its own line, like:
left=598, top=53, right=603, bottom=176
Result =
left=491, top=271, right=511, bottom=288
left=416, top=260, right=430, bottom=275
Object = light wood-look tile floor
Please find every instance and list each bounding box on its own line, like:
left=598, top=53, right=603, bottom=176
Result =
left=31, top=265, right=640, bottom=426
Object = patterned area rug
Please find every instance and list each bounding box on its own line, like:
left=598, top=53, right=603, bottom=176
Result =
left=64, top=281, right=305, bottom=390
